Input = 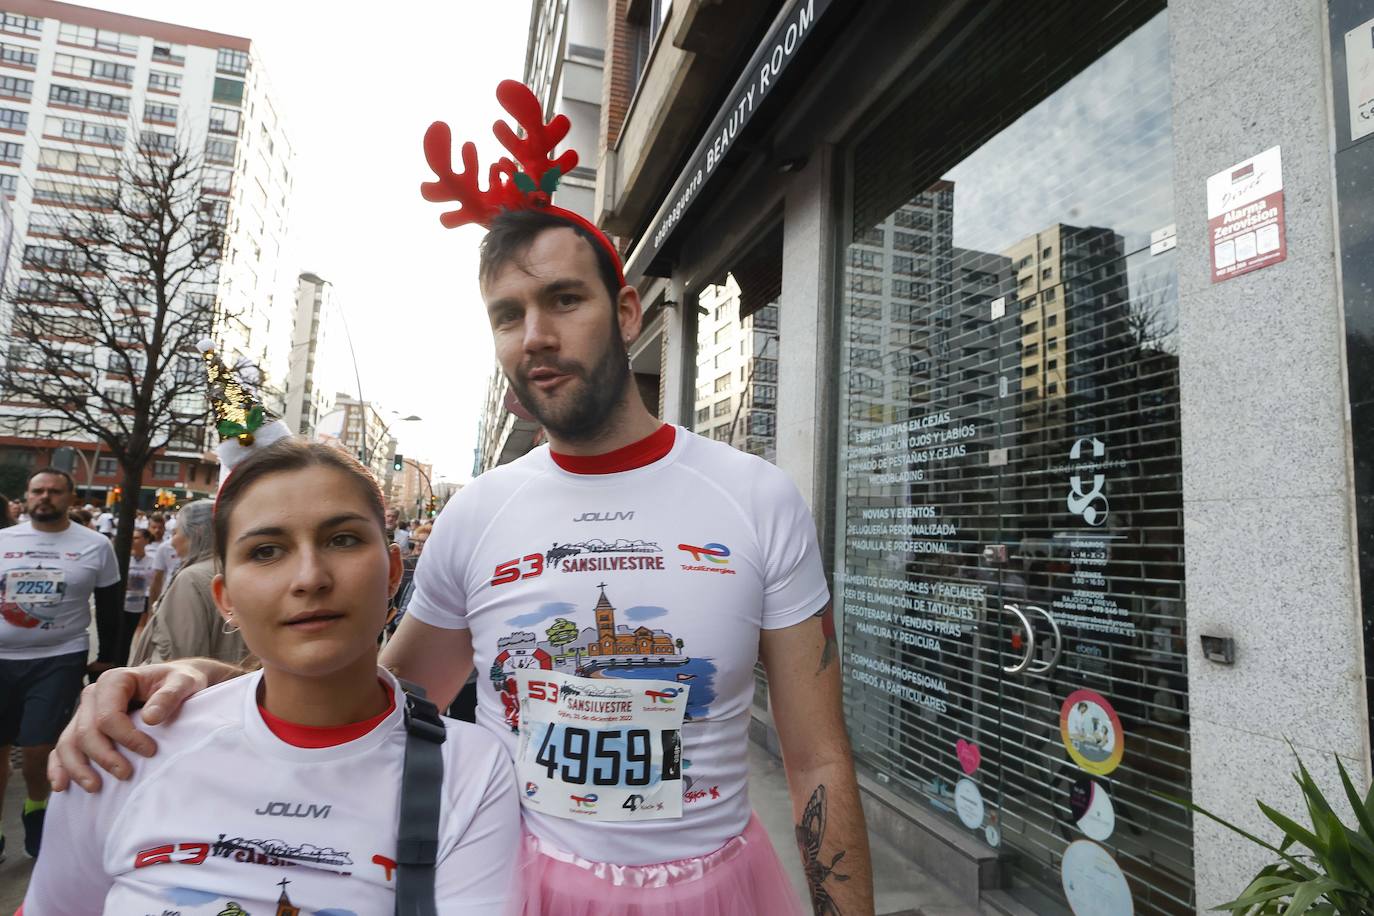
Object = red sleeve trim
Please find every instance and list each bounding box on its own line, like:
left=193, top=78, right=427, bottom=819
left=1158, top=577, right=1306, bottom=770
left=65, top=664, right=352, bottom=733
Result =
left=258, top=680, right=396, bottom=748
left=549, top=424, right=675, bottom=474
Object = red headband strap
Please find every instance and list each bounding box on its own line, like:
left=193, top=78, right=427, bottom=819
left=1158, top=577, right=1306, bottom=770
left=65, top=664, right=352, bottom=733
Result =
left=421, top=80, right=626, bottom=289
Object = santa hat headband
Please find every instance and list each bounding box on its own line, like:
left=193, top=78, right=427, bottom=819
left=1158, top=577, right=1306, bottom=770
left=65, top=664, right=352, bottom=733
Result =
left=420, top=80, right=626, bottom=288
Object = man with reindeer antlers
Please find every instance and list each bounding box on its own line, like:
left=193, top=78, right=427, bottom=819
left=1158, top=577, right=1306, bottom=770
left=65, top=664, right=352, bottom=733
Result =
left=49, top=81, right=873, bottom=916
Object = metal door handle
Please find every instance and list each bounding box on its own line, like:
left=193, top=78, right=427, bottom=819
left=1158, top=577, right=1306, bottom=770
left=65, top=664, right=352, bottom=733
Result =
left=1025, top=604, right=1062, bottom=675
left=1001, top=603, right=1035, bottom=674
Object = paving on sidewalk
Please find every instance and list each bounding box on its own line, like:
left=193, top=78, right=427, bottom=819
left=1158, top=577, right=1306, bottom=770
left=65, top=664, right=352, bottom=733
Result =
left=1, top=748, right=35, bottom=913
left=748, top=740, right=982, bottom=916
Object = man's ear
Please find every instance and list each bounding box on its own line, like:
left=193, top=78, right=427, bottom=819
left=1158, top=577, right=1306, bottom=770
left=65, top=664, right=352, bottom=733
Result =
left=210, top=572, right=234, bottom=625
left=617, top=285, right=644, bottom=346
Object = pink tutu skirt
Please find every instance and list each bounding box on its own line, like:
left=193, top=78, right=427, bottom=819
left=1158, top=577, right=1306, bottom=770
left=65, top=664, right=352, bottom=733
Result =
left=513, top=813, right=807, bottom=916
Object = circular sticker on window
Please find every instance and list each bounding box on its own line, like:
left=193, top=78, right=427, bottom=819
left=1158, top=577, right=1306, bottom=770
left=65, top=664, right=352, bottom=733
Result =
left=953, top=778, right=984, bottom=830
left=1062, top=840, right=1133, bottom=916
left=1060, top=689, right=1124, bottom=776
left=1069, top=778, right=1116, bottom=841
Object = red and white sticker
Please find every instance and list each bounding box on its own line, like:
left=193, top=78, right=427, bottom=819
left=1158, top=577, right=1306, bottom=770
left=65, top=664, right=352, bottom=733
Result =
left=1206, top=146, right=1286, bottom=283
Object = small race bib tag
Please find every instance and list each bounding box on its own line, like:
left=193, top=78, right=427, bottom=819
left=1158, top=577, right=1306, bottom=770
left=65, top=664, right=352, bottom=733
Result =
left=7, top=568, right=65, bottom=607
left=515, top=670, right=687, bottom=822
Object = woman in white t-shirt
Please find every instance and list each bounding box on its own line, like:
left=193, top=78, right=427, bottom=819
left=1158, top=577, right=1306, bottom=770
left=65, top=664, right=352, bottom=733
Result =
left=23, top=439, right=520, bottom=915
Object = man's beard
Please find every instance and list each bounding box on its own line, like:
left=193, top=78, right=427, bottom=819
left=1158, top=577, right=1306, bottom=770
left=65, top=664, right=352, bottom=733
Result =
left=510, top=330, right=631, bottom=443
left=28, top=502, right=63, bottom=522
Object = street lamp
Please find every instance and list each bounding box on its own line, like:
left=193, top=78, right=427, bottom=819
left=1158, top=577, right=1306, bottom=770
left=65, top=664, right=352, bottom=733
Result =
left=373, top=413, right=422, bottom=467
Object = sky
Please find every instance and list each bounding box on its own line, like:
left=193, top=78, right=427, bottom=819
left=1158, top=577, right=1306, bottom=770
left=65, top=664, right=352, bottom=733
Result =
left=94, top=0, right=534, bottom=480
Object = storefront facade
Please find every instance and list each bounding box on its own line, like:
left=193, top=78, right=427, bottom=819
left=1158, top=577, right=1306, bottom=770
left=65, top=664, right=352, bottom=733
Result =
left=600, top=0, right=1372, bottom=910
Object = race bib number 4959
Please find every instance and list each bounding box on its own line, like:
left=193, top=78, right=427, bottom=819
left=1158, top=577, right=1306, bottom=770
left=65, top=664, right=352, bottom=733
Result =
left=515, top=670, right=686, bottom=822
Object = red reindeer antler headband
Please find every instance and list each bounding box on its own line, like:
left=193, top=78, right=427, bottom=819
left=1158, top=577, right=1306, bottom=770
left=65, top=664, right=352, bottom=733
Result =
left=421, top=80, right=626, bottom=288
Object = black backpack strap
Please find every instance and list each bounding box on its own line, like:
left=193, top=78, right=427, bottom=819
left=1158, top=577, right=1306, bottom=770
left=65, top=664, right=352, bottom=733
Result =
left=395, top=679, right=446, bottom=916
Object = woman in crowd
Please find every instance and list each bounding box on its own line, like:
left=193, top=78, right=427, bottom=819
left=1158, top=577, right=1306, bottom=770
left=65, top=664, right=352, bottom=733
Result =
left=129, top=501, right=239, bottom=665
left=23, top=437, right=519, bottom=914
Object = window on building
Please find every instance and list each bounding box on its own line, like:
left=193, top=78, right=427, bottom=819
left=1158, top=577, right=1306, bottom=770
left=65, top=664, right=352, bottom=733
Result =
left=153, top=460, right=179, bottom=478
left=1023, top=363, right=1038, bottom=377
left=1047, top=358, right=1058, bottom=371
left=1047, top=312, right=1058, bottom=326
left=714, top=326, right=730, bottom=345
left=714, top=373, right=729, bottom=393
left=748, top=412, right=775, bottom=436
left=713, top=397, right=730, bottom=418
left=0, top=172, right=16, bottom=194
left=0, top=13, right=41, bottom=36
left=1041, top=266, right=1052, bottom=280
left=1048, top=336, right=1059, bottom=350
left=46, top=115, right=124, bottom=146
left=1042, top=246, right=1052, bottom=259
left=148, top=70, right=181, bottom=93
left=49, top=84, right=129, bottom=114
left=143, top=101, right=177, bottom=125
left=203, top=167, right=233, bottom=193
left=216, top=47, right=249, bottom=75
left=213, top=77, right=244, bottom=106
left=0, top=41, right=35, bottom=67
left=94, top=457, right=117, bottom=476
left=151, top=42, right=185, bottom=65
left=208, top=106, right=241, bottom=135
left=1025, top=320, right=1039, bottom=334
left=1025, top=341, right=1039, bottom=356
left=58, top=23, right=137, bottom=54
left=1043, top=287, right=1057, bottom=301
left=0, top=75, right=31, bottom=99
left=627, top=0, right=671, bottom=96
left=139, top=131, right=175, bottom=154
left=0, top=106, right=23, bottom=130
left=205, top=137, right=236, bottom=164
left=695, top=406, right=711, bottom=425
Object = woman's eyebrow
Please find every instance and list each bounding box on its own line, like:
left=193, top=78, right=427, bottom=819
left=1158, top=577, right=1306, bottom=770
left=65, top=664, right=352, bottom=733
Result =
left=235, top=513, right=371, bottom=544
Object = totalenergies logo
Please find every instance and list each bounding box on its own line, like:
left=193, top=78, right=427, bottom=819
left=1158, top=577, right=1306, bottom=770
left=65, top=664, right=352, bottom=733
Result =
left=645, top=687, right=682, bottom=704
left=678, top=542, right=730, bottom=564
left=570, top=793, right=598, bottom=809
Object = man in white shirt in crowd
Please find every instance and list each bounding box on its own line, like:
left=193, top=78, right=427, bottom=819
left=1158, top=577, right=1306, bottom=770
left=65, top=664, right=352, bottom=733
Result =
left=50, top=210, right=873, bottom=914
left=121, top=528, right=155, bottom=649
left=0, top=467, right=119, bottom=860
left=145, top=512, right=181, bottom=607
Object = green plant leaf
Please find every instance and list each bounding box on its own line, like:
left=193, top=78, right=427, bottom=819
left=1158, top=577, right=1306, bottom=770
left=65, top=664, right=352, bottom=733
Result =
left=540, top=166, right=562, bottom=193
left=1280, top=877, right=1340, bottom=915
left=513, top=172, right=536, bottom=193
left=1260, top=801, right=1325, bottom=855
left=1338, top=757, right=1374, bottom=842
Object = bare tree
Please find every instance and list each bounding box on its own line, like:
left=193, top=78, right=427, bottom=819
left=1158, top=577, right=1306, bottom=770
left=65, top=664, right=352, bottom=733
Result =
left=0, top=133, right=227, bottom=581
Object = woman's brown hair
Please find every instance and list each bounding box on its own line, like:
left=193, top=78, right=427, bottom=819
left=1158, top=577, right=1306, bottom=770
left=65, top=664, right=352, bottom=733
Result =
left=213, top=438, right=386, bottom=567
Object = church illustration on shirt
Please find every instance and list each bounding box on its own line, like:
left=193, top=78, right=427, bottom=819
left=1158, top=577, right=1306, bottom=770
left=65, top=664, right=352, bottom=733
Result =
left=491, top=584, right=716, bottom=729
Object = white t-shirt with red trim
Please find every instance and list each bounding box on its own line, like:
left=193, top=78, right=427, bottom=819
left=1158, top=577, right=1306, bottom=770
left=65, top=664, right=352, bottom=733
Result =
left=406, top=425, right=830, bottom=865
left=0, top=521, right=120, bottom=660
left=23, top=668, right=521, bottom=916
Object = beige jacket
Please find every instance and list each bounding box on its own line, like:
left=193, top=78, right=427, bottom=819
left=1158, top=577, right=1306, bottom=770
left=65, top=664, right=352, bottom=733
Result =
left=131, top=559, right=247, bottom=666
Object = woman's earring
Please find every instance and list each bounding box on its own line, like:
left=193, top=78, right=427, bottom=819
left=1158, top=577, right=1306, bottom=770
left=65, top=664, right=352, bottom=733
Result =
left=222, top=617, right=239, bottom=635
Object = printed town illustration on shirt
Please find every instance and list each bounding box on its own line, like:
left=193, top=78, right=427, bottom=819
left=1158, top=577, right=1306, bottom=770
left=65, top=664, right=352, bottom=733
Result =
left=490, top=581, right=718, bottom=731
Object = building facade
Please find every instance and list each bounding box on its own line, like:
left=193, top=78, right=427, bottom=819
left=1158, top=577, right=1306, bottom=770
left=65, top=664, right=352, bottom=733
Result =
left=0, top=0, right=295, bottom=502
left=331, top=392, right=396, bottom=494
left=474, top=0, right=608, bottom=474
left=599, top=0, right=1374, bottom=911
left=283, top=271, right=349, bottom=438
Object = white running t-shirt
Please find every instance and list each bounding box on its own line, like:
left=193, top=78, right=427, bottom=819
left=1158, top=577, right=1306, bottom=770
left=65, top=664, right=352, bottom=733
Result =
left=124, top=552, right=155, bottom=613
left=23, top=668, right=521, bottom=915
left=406, top=426, right=829, bottom=865
left=0, top=521, right=120, bottom=659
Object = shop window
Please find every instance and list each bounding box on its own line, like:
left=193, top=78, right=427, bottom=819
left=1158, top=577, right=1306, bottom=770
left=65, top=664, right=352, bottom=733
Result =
left=837, top=6, right=1186, bottom=909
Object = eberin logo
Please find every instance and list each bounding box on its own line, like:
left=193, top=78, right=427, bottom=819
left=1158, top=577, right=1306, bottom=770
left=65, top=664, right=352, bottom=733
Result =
left=645, top=687, right=682, bottom=704
left=678, top=543, right=730, bottom=564
left=570, top=793, right=598, bottom=809
left=1066, top=437, right=1109, bottom=526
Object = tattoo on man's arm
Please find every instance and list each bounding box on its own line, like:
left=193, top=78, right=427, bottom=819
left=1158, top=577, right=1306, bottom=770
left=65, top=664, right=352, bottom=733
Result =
left=814, top=603, right=837, bottom=674
left=795, top=783, right=849, bottom=915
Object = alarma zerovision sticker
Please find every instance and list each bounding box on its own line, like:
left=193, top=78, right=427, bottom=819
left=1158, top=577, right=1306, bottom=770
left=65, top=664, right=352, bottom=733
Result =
left=1062, top=840, right=1133, bottom=916
left=1060, top=689, right=1125, bottom=776
left=1069, top=777, right=1116, bottom=842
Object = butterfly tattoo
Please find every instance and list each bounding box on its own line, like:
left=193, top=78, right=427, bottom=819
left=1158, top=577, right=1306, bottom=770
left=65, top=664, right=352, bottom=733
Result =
left=795, top=784, right=849, bottom=915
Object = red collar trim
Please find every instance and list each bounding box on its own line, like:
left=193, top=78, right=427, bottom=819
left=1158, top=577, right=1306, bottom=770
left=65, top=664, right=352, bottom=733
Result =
left=549, top=424, right=675, bottom=475
left=258, top=681, right=396, bottom=748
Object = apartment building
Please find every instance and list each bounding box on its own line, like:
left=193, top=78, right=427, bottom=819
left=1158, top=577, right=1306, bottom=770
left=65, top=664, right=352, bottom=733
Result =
left=0, top=0, right=294, bottom=501
left=283, top=271, right=350, bottom=439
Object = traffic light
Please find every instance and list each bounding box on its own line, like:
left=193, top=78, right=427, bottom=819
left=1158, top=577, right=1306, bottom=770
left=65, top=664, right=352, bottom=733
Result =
left=106, top=486, right=121, bottom=507
left=427, top=495, right=437, bottom=517
left=392, top=453, right=404, bottom=472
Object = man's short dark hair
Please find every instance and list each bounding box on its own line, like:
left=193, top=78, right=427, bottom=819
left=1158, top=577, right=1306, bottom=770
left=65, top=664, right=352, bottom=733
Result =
left=28, top=467, right=74, bottom=492
left=479, top=209, right=622, bottom=306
